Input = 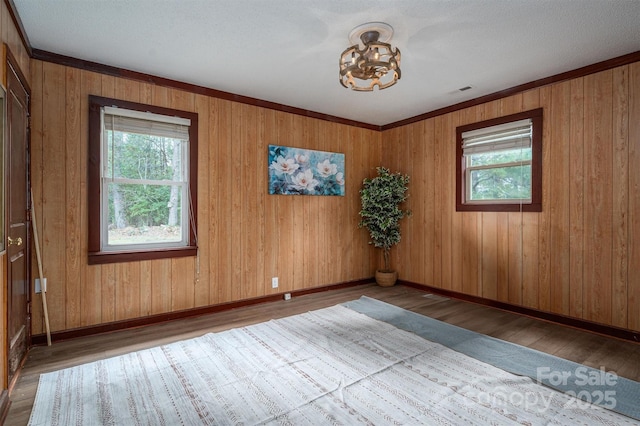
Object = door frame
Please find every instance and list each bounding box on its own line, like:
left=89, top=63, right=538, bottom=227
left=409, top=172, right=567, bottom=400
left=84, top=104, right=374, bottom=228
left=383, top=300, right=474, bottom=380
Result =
left=3, top=44, right=31, bottom=392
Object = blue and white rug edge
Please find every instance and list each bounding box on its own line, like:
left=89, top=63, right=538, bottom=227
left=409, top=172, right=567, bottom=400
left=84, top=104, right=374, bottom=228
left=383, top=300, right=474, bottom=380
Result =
left=343, top=295, right=640, bottom=421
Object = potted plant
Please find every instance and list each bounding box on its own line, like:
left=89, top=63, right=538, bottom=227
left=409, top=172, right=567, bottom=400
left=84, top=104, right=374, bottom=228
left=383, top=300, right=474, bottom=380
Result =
left=358, top=167, right=411, bottom=286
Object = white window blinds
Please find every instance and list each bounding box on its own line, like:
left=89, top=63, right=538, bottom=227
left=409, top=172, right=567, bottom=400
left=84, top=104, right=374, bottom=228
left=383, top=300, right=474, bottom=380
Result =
left=103, top=106, right=191, bottom=140
left=461, top=118, right=532, bottom=155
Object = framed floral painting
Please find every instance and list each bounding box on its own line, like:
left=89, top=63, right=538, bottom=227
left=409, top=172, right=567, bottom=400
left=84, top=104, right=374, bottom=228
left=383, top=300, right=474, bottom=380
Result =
left=268, top=145, right=345, bottom=196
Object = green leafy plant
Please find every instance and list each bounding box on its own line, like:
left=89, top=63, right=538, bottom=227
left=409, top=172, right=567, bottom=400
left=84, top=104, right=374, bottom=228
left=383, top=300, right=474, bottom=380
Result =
left=358, top=167, right=411, bottom=272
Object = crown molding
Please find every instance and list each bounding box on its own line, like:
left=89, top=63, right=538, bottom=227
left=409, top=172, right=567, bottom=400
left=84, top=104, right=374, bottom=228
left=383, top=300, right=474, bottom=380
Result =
left=31, top=49, right=381, bottom=131
left=381, top=50, right=640, bottom=130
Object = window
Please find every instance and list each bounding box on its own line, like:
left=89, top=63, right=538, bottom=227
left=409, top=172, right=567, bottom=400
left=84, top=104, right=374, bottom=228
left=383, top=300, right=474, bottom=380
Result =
left=456, top=108, right=542, bottom=212
left=88, top=96, right=198, bottom=264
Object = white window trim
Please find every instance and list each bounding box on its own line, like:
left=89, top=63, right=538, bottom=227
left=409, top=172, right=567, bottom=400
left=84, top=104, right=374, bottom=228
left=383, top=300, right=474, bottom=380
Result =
left=461, top=118, right=533, bottom=204
left=464, top=160, right=533, bottom=205
left=99, top=106, right=191, bottom=252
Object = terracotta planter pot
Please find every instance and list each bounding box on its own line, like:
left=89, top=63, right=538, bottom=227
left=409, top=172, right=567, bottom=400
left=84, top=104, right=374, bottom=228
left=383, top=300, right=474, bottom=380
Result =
left=375, top=270, right=398, bottom=287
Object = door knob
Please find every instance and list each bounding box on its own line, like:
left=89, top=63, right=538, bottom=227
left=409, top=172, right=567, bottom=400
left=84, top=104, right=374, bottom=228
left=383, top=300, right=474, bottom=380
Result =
left=8, top=236, right=22, bottom=246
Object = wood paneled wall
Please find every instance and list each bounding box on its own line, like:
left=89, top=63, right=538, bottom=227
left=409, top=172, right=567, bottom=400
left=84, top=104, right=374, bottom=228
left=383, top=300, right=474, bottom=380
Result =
left=28, top=56, right=640, bottom=336
left=384, top=62, right=640, bottom=332
left=29, top=60, right=382, bottom=333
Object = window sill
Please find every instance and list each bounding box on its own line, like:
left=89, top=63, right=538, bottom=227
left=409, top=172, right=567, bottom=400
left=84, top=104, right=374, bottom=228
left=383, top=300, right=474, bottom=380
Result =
left=88, top=246, right=197, bottom=265
left=456, top=202, right=542, bottom=212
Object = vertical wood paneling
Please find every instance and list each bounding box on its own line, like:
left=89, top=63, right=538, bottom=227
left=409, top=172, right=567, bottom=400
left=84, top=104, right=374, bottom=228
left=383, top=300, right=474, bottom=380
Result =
left=584, top=71, right=613, bottom=324
left=138, top=261, right=152, bottom=316
left=27, top=58, right=640, bottom=337
left=433, top=115, right=446, bottom=288
left=537, top=86, right=553, bottom=312
left=549, top=81, right=571, bottom=315
left=407, top=123, right=424, bottom=283
left=339, top=125, right=355, bottom=281
left=193, top=94, right=210, bottom=307
left=205, top=97, right=219, bottom=305
left=230, top=102, right=244, bottom=300
left=507, top=211, right=523, bottom=305
left=521, top=213, right=539, bottom=309
left=422, top=120, right=435, bottom=287
left=481, top=213, right=498, bottom=300
left=41, top=62, right=67, bottom=330
left=29, top=60, right=44, bottom=333
left=611, top=66, right=629, bottom=328
left=569, top=77, right=585, bottom=319
left=628, top=62, right=640, bottom=332
left=263, top=109, right=279, bottom=294
left=150, top=259, right=171, bottom=314
left=495, top=211, right=509, bottom=302
left=215, top=98, right=233, bottom=304
left=255, top=108, right=266, bottom=296
left=116, top=262, right=136, bottom=320
left=242, top=103, right=258, bottom=298
left=65, top=67, right=82, bottom=326
left=349, top=128, right=363, bottom=278
left=449, top=112, right=463, bottom=293
left=101, top=263, right=116, bottom=321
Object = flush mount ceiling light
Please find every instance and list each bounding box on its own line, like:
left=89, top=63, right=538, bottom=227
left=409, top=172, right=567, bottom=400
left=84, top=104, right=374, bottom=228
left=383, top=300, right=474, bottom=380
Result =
left=339, top=22, right=401, bottom=92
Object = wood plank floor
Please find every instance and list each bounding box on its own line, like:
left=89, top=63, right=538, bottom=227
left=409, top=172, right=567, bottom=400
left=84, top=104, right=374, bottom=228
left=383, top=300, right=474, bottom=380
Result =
left=6, top=284, right=640, bottom=425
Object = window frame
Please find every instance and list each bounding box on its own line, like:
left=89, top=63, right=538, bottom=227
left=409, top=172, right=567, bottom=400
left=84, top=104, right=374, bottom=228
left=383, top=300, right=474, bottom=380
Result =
left=88, top=95, right=198, bottom=264
left=456, top=108, right=543, bottom=212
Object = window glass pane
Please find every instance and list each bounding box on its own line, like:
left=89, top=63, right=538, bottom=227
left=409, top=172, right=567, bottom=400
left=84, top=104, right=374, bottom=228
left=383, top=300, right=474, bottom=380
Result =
left=106, top=130, right=184, bottom=181
left=469, top=165, right=531, bottom=201
left=106, top=182, right=183, bottom=246
left=468, top=147, right=531, bottom=167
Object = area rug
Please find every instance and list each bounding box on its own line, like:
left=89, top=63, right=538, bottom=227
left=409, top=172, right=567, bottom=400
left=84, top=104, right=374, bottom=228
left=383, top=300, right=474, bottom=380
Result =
left=345, top=296, right=640, bottom=421
left=28, top=298, right=640, bottom=425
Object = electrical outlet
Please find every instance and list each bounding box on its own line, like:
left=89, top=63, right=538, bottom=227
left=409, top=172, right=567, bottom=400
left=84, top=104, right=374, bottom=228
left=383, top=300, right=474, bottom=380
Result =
left=284, top=293, right=291, bottom=301
left=35, top=278, right=47, bottom=294
left=272, top=277, right=279, bottom=288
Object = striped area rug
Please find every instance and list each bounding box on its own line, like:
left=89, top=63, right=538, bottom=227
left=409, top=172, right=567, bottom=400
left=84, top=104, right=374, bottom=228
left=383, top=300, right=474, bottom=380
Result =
left=28, top=302, right=639, bottom=425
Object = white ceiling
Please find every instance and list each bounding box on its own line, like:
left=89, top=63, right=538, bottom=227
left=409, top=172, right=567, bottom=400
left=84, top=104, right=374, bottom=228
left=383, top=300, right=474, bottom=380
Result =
left=13, top=0, right=640, bottom=126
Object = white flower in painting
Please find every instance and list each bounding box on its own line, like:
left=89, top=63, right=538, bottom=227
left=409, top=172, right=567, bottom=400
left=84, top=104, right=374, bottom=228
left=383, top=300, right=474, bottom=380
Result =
left=270, top=156, right=299, bottom=175
left=335, top=172, right=345, bottom=186
left=295, top=153, right=309, bottom=166
left=291, top=169, right=318, bottom=192
left=317, top=159, right=338, bottom=178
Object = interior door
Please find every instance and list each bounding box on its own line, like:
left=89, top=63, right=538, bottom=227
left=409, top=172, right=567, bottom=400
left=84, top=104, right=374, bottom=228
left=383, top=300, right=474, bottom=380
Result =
left=6, top=57, right=30, bottom=385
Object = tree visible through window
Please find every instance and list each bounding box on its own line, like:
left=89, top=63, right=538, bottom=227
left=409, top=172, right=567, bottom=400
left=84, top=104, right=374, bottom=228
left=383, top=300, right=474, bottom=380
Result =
left=88, top=96, right=198, bottom=264
left=456, top=108, right=542, bottom=212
